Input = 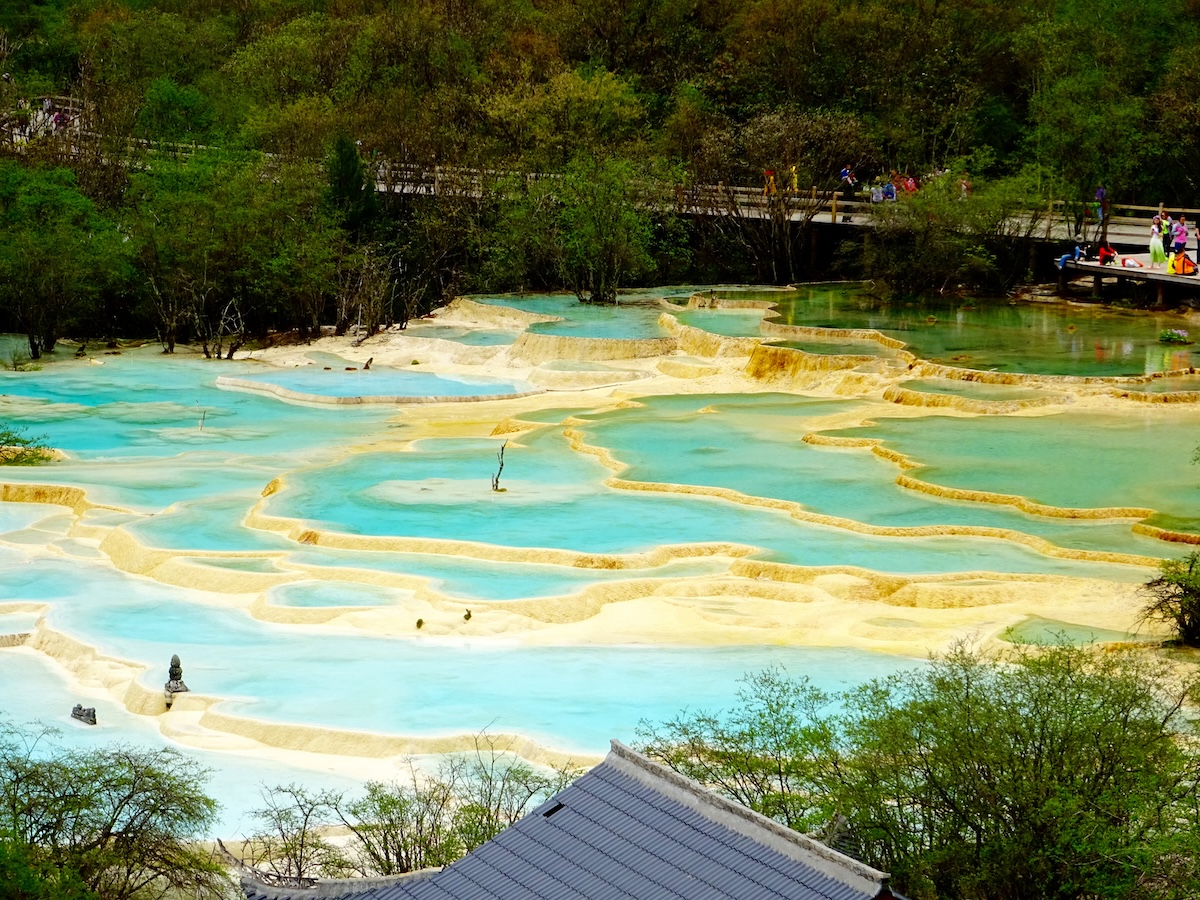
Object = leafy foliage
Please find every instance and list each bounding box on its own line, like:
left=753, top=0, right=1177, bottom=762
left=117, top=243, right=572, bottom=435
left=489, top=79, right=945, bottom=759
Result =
left=0, top=163, right=130, bottom=357
left=0, top=723, right=227, bottom=900
left=548, top=153, right=656, bottom=303
left=638, top=644, right=1200, bottom=900
left=244, top=734, right=581, bottom=878
left=243, top=784, right=351, bottom=880
left=637, top=667, right=835, bottom=831
left=325, top=134, right=377, bottom=239
left=1, top=0, right=1198, bottom=326
left=0, top=837, right=97, bottom=900
left=338, top=769, right=461, bottom=876
left=863, top=168, right=1050, bottom=294
left=1143, top=552, right=1200, bottom=645
left=0, top=424, right=51, bottom=465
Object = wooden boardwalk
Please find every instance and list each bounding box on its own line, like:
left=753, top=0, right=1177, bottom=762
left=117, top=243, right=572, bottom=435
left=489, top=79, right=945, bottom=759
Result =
left=2, top=102, right=1195, bottom=256
left=1062, top=255, right=1200, bottom=301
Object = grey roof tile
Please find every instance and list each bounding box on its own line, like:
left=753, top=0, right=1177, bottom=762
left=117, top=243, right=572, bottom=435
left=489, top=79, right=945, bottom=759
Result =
left=307, top=742, right=892, bottom=900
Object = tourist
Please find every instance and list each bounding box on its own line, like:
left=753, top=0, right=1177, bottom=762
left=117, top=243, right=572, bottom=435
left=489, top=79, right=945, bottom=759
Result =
left=839, top=164, right=856, bottom=188
left=1056, top=235, right=1091, bottom=270
left=1173, top=215, right=1188, bottom=255
left=1170, top=250, right=1197, bottom=276
left=1149, top=216, right=1167, bottom=268
left=1097, top=241, right=1118, bottom=266
left=882, top=180, right=896, bottom=202
left=1095, top=184, right=1108, bottom=223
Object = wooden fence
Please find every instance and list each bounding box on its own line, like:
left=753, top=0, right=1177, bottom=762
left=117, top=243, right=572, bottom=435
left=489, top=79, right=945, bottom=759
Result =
left=2, top=103, right=1196, bottom=240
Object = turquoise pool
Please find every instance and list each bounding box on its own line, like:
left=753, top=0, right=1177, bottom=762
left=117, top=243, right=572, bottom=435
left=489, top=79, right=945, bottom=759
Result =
left=0, top=312, right=1184, bottom=832
left=765, top=284, right=1198, bottom=376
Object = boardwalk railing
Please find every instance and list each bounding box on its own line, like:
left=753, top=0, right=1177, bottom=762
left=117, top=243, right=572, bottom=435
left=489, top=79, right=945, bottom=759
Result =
left=2, top=103, right=1195, bottom=238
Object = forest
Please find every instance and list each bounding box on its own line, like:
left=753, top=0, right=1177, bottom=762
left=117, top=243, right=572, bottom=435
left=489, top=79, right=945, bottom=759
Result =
left=0, top=0, right=1197, bottom=353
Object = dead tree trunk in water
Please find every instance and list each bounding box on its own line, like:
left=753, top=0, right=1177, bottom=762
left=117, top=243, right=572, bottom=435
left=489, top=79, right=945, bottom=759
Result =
left=491, top=441, right=507, bottom=492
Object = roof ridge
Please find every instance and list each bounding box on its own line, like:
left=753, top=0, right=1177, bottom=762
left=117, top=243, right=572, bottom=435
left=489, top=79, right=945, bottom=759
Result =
left=606, top=739, right=890, bottom=896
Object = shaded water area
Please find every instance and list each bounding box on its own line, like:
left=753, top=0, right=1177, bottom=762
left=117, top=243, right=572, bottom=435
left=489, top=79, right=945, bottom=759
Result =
left=0, top=284, right=1192, bottom=831
left=473, top=292, right=671, bottom=339
left=672, top=284, right=1200, bottom=376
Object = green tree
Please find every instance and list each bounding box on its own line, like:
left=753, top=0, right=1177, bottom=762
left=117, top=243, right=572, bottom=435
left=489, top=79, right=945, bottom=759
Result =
left=0, top=723, right=227, bottom=900
left=863, top=167, right=1048, bottom=295
left=639, top=644, right=1200, bottom=900
left=243, top=784, right=351, bottom=880
left=239, top=95, right=339, bottom=160
left=1143, top=552, right=1200, bottom=646
left=637, top=666, right=835, bottom=831
left=704, top=108, right=875, bottom=284
left=377, top=171, right=494, bottom=329
left=231, top=156, right=346, bottom=343
left=135, top=77, right=215, bottom=144
left=325, top=133, right=378, bottom=239
left=334, top=241, right=394, bottom=338
left=257, top=735, right=581, bottom=878
left=448, top=734, right=577, bottom=853
left=0, top=836, right=96, bottom=900
left=484, top=68, right=646, bottom=171
left=0, top=162, right=128, bottom=358
left=128, top=151, right=344, bottom=352
left=1013, top=0, right=1172, bottom=207
left=126, top=153, right=234, bottom=354
left=336, top=766, right=461, bottom=876
left=837, top=645, right=1200, bottom=900
left=550, top=153, right=656, bottom=304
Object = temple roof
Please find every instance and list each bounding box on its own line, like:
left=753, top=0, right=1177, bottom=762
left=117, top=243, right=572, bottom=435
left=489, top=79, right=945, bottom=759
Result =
left=243, top=740, right=896, bottom=900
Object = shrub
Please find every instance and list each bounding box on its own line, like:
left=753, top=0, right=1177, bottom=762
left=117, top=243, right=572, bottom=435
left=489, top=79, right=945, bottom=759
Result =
left=639, top=644, right=1200, bottom=900
left=1143, top=552, right=1200, bottom=645
left=0, top=425, right=51, bottom=465
left=0, top=723, right=227, bottom=900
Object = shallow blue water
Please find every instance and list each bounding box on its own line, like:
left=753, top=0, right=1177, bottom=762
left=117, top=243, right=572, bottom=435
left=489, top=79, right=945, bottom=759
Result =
left=399, top=325, right=519, bottom=346
left=288, top=549, right=736, bottom=601
left=674, top=309, right=768, bottom=337
left=8, top=557, right=921, bottom=755
left=267, top=581, right=412, bottom=608
left=0, top=650, right=368, bottom=835
left=834, top=408, right=1200, bottom=534
left=231, top=364, right=531, bottom=399
left=0, top=352, right=391, bottom=459
left=573, top=395, right=1166, bottom=563
left=472, top=293, right=670, bottom=339
left=0, top=326, right=1176, bottom=832
left=265, top=417, right=1151, bottom=579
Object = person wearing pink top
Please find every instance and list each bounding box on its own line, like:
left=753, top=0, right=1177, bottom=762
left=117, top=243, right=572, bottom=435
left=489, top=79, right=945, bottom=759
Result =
left=1173, top=216, right=1189, bottom=254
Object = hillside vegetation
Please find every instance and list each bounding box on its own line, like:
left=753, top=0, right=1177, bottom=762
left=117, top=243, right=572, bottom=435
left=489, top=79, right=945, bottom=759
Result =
left=0, top=0, right=1195, bottom=349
